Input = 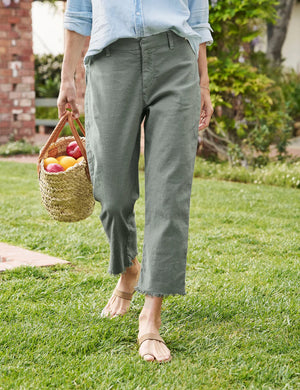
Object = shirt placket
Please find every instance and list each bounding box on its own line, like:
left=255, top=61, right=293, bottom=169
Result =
left=134, top=0, right=144, bottom=37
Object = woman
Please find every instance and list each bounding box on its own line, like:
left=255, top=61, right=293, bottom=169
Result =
left=58, top=0, right=214, bottom=363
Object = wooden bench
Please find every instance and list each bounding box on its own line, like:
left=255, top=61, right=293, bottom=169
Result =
left=35, top=98, right=59, bottom=133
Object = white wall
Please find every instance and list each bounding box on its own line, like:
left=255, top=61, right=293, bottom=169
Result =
left=282, top=3, right=300, bottom=72
left=31, top=1, right=65, bottom=55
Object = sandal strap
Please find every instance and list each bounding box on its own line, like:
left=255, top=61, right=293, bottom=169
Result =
left=138, top=333, right=166, bottom=347
left=113, top=289, right=134, bottom=301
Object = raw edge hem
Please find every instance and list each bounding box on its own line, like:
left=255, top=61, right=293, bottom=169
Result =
left=135, top=287, right=186, bottom=298
left=107, top=252, right=138, bottom=276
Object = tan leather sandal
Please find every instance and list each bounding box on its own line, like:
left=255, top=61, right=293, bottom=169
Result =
left=113, top=288, right=135, bottom=301
left=100, top=288, right=135, bottom=317
left=138, top=333, right=172, bottom=362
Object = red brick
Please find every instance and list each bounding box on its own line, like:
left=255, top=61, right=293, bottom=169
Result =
left=16, top=83, right=30, bottom=92
left=18, top=113, right=31, bottom=121
left=20, top=91, right=35, bottom=99
left=0, top=69, right=12, bottom=77
left=0, top=113, right=11, bottom=121
left=0, top=121, right=11, bottom=129
left=0, top=106, right=12, bottom=113
left=0, top=84, right=12, bottom=92
left=8, top=16, right=21, bottom=24
left=10, top=121, right=22, bottom=129
left=19, top=99, right=32, bottom=107
left=20, top=3, right=32, bottom=10
left=0, top=39, right=10, bottom=47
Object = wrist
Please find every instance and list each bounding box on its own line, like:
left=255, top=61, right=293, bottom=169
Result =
left=199, top=76, right=209, bottom=87
left=200, top=85, right=210, bottom=92
left=61, top=75, right=75, bottom=84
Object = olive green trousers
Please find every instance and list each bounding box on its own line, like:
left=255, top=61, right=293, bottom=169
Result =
left=85, top=30, right=201, bottom=296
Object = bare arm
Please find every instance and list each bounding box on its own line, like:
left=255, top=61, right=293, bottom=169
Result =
left=198, top=43, right=214, bottom=130
left=57, top=30, right=87, bottom=118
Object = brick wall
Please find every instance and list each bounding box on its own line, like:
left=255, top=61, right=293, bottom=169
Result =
left=0, top=0, right=35, bottom=145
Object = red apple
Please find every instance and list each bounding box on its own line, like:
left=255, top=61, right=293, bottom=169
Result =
left=45, top=163, right=64, bottom=173
left=66, top=141, right=82, bottom=159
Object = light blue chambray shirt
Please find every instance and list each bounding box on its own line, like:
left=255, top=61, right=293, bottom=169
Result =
left=64, top=0, right=213, bottom=63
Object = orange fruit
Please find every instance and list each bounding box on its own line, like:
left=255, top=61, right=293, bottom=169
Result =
left=56, top=155, right=66, bottom=162
left=76, top=156, right=84, bottom=164
left=58, top=156, right=76, bottom=171
left=44, top=157, right=58, bottom=168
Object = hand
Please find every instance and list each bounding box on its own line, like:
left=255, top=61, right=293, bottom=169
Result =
left=198, top=87, right=214, bottom=131
left=57, top=79, right=80, bottom=119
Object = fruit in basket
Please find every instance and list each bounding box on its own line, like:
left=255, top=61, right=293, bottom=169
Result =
left=76, top=156, right=84, bottom=164
left=56, top=156, right=65, bottom=162
left=66, top=141, right=82, bottom=159
left=45, top=163, right=64, bottom=173
left=59, top=156, right=76, bottom=171
left=44, top=157, right=58, bottom=169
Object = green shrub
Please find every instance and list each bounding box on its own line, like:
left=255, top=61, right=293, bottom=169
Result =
left=35, top=54, right=63, bottom=98
left=193, top=157, right=300, bottom=189
left=206, top=0, right=293, bottom=164
left=0, top=140, right=40, bottom=156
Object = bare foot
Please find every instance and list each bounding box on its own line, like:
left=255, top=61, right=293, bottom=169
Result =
left=101, top=257, right=141, bottom=318
left=138, top=297, right=172, bottom=363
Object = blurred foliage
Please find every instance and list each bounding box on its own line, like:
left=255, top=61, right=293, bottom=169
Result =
left=0, top=140, right=40, bottom=156
left=34, top=54, right=63, bottom=98
left=206, top=0, right=295, bottom=166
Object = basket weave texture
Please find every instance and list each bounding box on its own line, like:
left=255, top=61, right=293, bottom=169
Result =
left=38, top=113, right=95, bottom=222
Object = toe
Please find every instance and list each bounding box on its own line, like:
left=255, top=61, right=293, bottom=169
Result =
left=143, top=354, right=155, bottom=362
left=157, top=354, right=172, bottom=363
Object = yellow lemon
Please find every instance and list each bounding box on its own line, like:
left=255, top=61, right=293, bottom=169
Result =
left=44, top=157, right=58, bottom=169
left=56, top=155, right=66, bottom=162
left=59, top=156, right=76, bottom=171
left=76, top=156, right=84, bottom=164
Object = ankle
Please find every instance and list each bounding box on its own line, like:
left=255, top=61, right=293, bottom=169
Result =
left=139, top=309, right=161, bottom=329
left=121, top=258, right=140, bottom=277
left=128, top=257, right=140, bottom=272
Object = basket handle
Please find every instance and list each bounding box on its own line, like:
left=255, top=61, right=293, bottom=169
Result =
left=38, top=112, right=90, bottom=179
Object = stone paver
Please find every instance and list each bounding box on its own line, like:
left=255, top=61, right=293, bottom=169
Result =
left=0, top=242, right=70, bottom=272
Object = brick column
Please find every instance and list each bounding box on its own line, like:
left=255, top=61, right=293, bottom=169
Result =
left=0, top=0, right=35, bottom=145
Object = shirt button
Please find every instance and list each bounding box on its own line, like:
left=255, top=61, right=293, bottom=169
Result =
left=136, top=11, right=140, bottom=15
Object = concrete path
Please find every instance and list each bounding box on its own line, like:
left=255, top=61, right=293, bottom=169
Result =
left=0, top=242, right=70, bottom=272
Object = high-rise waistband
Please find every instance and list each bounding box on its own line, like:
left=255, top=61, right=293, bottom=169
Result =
left=103, top=30, right=187, bottom=56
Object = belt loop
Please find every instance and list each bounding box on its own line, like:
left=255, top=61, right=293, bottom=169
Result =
left=167, top=31, right=174, bottom=50
left=105, top=46, right=111, bottom=57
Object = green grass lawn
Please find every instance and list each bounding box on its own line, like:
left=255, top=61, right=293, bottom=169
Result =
left=0, top=161, right=299, bottom=390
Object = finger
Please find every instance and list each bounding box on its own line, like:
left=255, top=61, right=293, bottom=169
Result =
left=200, top=99, right=205, bottom=112
left=198, top=113, right=209, bottom=130
left=67, top=98, right=80, bottom=119
left=199, top=115, right=211, bottom=130
left=57, top=97, right=67, bottom=118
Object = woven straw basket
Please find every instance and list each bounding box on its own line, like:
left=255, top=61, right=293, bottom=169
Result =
left=38, top=112, right=95, bottom=222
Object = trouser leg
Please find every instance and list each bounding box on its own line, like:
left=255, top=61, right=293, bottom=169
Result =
left=85, top=44, right=143, bottom=275
left=135, top=32, right=201, bottom=296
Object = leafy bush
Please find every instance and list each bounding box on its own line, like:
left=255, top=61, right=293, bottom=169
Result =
left=35, top=54, right=63, bottom=98
left=193, top=157, right=300, bottom=189
left=138, top=155, right=300, bottom=189
left=250, top=52, right=300, bottom=129
left=205, top=0, right=293, bottom=165
left=0, top=140, right=40, bottom=156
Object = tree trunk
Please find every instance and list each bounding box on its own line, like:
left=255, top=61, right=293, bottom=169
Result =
left=266, top=0, right=295, bottom=64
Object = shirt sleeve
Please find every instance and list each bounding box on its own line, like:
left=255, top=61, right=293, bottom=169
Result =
left=188, top=0, right=213, bottom=46
left=64, top=0, right=93, bottom=37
